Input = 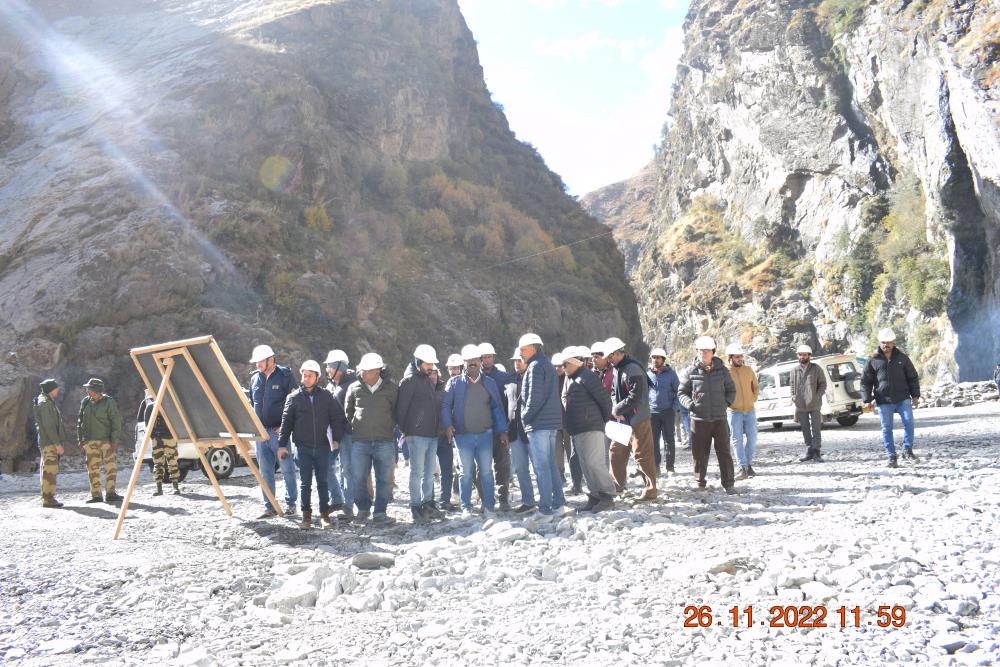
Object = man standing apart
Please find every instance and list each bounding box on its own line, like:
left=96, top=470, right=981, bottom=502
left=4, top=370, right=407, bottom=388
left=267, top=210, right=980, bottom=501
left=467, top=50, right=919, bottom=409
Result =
left=519, top=334, right=566, bottom=515
left=397, top=344, right=444, bottom=522
left=481, top=342, right=515, bottom=511
left=441, top=344, right=508, bottom=518
left=861, top=328, right=921, bottom=468
left=678, top=336, right=737, bottom=493
left=791, top=344, right=827, bottom=463
left=78, top=378, right=123, bottom=503
left=725, top=344, right=759, bottom=479
left=604, top=337, right=657, bottom=501
left=279, top=361, right=349, bottom=529
left=345, top=353, right=399, bottom=526
left=34, top=379, right=66, bottom=508
left=561, top=348, right=616, bottom=512
left=249, top=344, right=298, bottom=518
left=647, top=347, right=679, bottom=473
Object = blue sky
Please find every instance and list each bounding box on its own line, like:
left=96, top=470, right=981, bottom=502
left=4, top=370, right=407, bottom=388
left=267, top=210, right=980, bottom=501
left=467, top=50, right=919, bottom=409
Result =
left=457, top=0, right=689, bottom=195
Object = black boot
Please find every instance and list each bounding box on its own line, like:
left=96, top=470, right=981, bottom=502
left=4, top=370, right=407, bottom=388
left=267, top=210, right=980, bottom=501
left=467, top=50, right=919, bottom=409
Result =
left=153, top=482, right=163, bottom=496
left=799, top=452, right=815, bottom=462
left=901, top=449, right=918, bottom=462
left=887, top=456, right=899, bottom=469
left=172, top=482, right=181, bottom=494
left=746, top=466, right=757, bottom=477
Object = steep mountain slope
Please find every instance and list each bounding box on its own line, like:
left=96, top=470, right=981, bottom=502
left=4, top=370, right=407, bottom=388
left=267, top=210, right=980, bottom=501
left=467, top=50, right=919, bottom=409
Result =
left=0, top=0, right=641, bottom=468
left=587, top=0, right=999, bottom=378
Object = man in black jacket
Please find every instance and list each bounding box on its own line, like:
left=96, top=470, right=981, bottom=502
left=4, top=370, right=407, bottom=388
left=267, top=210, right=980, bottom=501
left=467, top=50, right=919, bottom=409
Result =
left=861, top=328, right=921, bottom=468
left=279, top=360, right=349, bottom=529
left=137, top=390, right=180, bottom=496
left=561, top=347, right=616, bottom=512
left=396, top=344, right=444, bottom=522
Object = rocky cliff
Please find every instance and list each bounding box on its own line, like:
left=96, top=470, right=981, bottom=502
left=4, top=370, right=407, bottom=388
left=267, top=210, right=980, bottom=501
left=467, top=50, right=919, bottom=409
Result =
left=586, top=0, right=999, bottom=379
left=0, top=0, right=642, bottom=469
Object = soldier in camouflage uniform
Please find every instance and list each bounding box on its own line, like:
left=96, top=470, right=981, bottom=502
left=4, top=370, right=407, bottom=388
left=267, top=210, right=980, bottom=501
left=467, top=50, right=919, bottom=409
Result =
left=77, top=378, right=123, bottom=503
left=33, top=379, right=66, bottom=508
left=137, top=390, right=181, bottom=495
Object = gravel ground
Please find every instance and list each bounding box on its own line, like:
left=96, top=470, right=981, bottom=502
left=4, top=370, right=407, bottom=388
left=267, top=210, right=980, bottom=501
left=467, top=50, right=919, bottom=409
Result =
left=2, top=402, right=998, bottom=665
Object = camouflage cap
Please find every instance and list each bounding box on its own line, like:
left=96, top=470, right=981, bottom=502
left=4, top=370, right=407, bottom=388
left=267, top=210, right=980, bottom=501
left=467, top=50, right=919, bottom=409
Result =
left=39, top=379, right=59, bottom=394
left=82, top=378, right=105, bottom=391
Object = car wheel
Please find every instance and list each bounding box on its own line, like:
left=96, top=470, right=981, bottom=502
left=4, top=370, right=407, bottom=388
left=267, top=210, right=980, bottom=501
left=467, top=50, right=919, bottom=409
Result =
left=772, top=422, right=783, bottom=430
left=175, top=467, right=189, bottom=483
left=836, top=415, right=860, bottom=427
left=202, top=447, right=235, bottom=479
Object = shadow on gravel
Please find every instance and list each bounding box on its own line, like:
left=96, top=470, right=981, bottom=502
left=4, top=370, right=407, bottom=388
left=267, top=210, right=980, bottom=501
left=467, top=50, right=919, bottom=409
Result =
left=124, top=502, right=190, bottom=516
left=64, top=506, right=119, bottom=519
left=177, top=493, right=223, bottom=502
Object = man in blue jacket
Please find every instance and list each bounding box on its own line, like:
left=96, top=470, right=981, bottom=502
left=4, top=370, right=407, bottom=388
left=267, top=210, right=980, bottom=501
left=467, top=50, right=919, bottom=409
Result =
left=518, top=333, right=566, bottom=516
left=647, top=347, right=679, bottom=473
left=249, top=344, right=298, bottom=518
left=441, top=344, right=509, bottom=518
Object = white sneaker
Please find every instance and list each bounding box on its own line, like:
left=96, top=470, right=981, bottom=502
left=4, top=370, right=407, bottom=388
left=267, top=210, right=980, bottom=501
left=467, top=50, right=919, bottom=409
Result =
left=558, top=505, right=576, bottom=516
left=461, top=509, right=474, bottom=519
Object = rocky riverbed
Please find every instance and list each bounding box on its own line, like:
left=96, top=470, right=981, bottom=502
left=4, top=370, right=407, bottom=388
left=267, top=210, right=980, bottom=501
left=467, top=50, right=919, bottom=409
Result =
left=2, top=402, right=999, bottom=665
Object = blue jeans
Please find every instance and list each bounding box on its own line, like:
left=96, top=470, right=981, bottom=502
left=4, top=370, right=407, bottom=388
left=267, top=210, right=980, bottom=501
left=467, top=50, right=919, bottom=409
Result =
left=255, top=427, right=297, bottom=512
left=728, top=409, right=758, bottom=467
left=509, top=438, right=534, bottom=507
left=294, top=445, right=329, bottom=514
left=878, top=399, right=915, bottom=457
left=437, top=435, right=454, bottom=504
left=351, top=439, right=395, bottom=514
left=526, top=429, right=565, bottom=514
left=455, top=430, right=495, bottom=511
left=407, top=435, right=437, bottom=507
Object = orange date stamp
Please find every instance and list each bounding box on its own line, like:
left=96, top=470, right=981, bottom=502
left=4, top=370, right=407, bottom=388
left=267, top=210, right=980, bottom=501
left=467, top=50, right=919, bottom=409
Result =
left=682, top=604, right=908, bottom=629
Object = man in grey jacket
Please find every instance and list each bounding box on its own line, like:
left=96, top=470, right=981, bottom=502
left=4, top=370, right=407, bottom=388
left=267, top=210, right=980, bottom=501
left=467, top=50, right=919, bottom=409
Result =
left=396, top=344, right=444, bottom=522
left=678, top=336, right=737, bottom=493
left=561, top=347, right=616, bottom=512
left=791, top=344, right=828, bottom=462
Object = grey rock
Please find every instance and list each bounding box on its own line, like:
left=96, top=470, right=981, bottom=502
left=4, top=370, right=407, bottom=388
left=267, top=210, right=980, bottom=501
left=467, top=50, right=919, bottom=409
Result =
left=350, top=553, right=396, bottom=570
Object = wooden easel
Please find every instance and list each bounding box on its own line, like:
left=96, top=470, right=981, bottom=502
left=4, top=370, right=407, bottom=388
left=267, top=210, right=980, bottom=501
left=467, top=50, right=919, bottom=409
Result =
left=113, top=338, right=284, bottom=539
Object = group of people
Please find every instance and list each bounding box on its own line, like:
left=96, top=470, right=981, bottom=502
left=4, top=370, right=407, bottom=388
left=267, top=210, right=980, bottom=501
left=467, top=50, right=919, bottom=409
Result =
left=31, top=326, right=926, bottom=518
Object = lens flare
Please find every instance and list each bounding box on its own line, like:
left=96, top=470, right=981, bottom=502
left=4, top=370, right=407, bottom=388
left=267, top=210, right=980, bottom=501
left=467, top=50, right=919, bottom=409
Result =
left=259, top=155, right=297, bottom=192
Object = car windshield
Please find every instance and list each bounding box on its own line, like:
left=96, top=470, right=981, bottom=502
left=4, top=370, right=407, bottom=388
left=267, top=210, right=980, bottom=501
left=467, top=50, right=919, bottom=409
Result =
left=759, top=374, right=775, bottom=391
left=827, top=361, right=857, bottom=381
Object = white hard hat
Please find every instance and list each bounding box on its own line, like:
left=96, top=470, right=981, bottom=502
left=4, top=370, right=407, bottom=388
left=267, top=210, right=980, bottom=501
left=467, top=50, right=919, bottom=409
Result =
left=249, top=344, right=275, bottom=364
left=413, top=344, right=439, bottom=364
left=446, top=354, right=464, bottom=368
left=578, top=345, right=591, bottom=357
left=877, top=328, right=896, bottom=342
left=461, top=344, right=482, bottom=360
left=478, top=342, right=496, bottom=356
left=796, top=344, right=813, bottom=355
left=561, top=346, right=585, bottom=365
left=694, top=335, right=716, bottom=350
left=510, top=348, right=523, bottom=361
left=725, top=343, right=745, bottom=356
left=590, top=341, right=605, bottom=356
left=324, top=349, right=349, bottom=365
left=603, top=337, right=626, bottom=354
left=518, top=333, right=543, bottom=348
left=649, top=347, right=667, bottom=358
left=551, top=352, right=565, bottom=365
left=357, top=353, right=385, bottom=371
left=300, top=360, right=322, bottom=375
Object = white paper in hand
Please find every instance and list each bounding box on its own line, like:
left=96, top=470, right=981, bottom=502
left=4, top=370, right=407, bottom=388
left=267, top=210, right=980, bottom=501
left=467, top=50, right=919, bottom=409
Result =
left=604, top=420, right=632, bottom=444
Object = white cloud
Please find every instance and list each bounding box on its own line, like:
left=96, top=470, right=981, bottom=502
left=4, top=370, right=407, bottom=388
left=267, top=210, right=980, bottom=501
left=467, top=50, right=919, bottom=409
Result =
left=533, top=30, right=610, bottom=61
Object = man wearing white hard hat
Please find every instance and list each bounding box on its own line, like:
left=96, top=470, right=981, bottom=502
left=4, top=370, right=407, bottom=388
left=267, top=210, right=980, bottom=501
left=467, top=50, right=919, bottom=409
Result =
left=561, top=346, right=616, bottom=511
left=396, top=344, right=444, bottom=522
left=591, top=341, right=613, bottom=395
left=725, top=343, right=759, bottom=479
left=604, top=337, right=658, bottom=500
left=344, top=352, right=399, bottom=526
left=552, top=352, right=583, bottom=495
left=518, top=333, right=567, bottom=515
left=678, top=335, right=738, bottom=493
left=506, top=347, right=536, bottom=512
left=481, top=342, right=515, bottom=511
left=441, top=344, right=509, bottom=517
left=324, top=350, right=355, bottom=519
left=861, top=328, right=921, bottom=468
left=278, top=361, right=350, bottom=529
left=248, top=344, right=298, bottom=518
left=445, top=354, right=464, bottom=378
left=647, top=347, right=680, bottom=474
left=791, top=343, right=827, bottom=462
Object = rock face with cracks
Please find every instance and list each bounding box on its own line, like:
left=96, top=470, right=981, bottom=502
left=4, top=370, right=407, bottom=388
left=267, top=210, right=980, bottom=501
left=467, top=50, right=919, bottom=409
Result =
left=0, top=0, right=642, bottom=469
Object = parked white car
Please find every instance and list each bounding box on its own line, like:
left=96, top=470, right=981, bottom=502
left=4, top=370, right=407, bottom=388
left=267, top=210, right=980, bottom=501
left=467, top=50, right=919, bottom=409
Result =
left=755, top=353, right=866, bottom=428
left=132, top=422, right=260, bottom=480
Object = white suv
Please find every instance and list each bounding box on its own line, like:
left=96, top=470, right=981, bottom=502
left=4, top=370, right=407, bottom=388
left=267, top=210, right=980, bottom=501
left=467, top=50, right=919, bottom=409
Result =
left=755, top=353, right=866, bottom=428
left=132, top=422, right=259, bottom=480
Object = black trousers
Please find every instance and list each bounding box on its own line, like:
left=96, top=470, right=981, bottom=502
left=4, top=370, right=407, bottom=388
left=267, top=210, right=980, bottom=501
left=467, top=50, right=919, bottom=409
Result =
left=650, top=410, right=676, bottom=469
left=436, top=435, right=454, bottom=504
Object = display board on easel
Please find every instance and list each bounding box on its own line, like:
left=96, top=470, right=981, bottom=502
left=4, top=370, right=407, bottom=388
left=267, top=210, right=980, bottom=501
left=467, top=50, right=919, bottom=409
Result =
left=113, top=335, right=283, bottom=539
